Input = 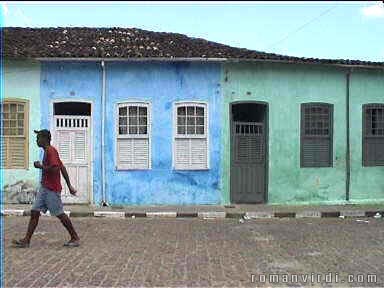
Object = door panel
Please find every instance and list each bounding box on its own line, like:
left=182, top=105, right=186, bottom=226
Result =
left=54, top=116, right=91, bottom=204
left=231, top=121, right=266, bottom=203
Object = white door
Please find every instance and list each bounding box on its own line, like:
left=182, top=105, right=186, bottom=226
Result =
left=52, top=116, right=91, bottom=204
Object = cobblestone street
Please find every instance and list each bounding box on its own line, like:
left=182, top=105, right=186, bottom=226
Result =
left=4, top=217, right=384, bottom=287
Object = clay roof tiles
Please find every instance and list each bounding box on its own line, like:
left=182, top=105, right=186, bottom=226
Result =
left=2, top=27, right=384, bottom=67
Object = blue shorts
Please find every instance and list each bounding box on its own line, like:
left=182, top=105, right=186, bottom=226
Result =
left=32, top=187, right=64, bottom=216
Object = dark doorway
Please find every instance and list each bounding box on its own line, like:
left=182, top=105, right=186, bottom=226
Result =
left=230, top=102, right=268, bottom=204
left=54, top=102, right=91, bottom=116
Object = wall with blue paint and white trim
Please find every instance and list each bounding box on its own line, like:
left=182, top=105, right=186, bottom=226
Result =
left=105, top=62, right=222, bottom=205
left=40, top=62, right=103, bottom=204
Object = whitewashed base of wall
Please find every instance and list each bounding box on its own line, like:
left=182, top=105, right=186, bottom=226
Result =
left=1, top=209, right=383, bottom=219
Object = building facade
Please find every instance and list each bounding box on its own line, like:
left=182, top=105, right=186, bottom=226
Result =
left=1, top=28, right=384, bottom=206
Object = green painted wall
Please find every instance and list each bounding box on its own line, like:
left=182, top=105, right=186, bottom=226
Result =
left=221, top=62, right=349, bottom=205
left=2, top=60, right=41, bottom=203
left=349, top=69, right=384, bottom=203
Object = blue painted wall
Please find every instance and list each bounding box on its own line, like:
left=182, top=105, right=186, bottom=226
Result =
left=40, top=61, right=222, bottom=205
left=105, top=62, right=222, bottom=205
left=40, top=62, right=103, bottom=204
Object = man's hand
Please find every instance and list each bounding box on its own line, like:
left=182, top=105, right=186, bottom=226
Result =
left=69, top=185, right=77, bottom=196
left=34, top=161, right=43, bottom=169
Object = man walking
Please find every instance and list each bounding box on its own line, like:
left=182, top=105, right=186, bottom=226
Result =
left=12, top=129, right=80, bottom=248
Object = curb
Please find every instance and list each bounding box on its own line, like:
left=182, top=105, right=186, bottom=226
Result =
left=1, top=209, right=383, bottom=219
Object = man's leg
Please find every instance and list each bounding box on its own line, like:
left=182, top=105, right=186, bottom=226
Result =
left=47, top=189, right=79, bottom=244
left=57, top=213, right=80, bottom=242
left=24, top=210, right=41, bottom=242
left=14, top=210, right=41, bottom=246
left=14, top=187, right=46, bottom=247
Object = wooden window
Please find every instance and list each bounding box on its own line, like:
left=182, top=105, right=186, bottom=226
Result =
left=363, top=104, right=384, bottom=166
left=116, top=102, right=151, bottom=170
left=1, top=99, right=29, bottom=169
left=174, top=102, right=208, bottom=170
left=300, top=103, right=333, bottom=167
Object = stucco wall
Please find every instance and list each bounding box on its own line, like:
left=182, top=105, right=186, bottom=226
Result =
left=2, top=60, right=41, bottom=203
left=40, top=62, right=103, bottom=204
left=349, top=69, right=384, bottom=203
left=222, top=62, right=348, bottom=205
left=105, top=62, right=222, bottom=205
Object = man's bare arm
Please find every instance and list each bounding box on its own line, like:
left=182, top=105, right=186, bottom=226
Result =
left=60, top=165, right=77, bottom=195
left=34, top=161, right=60, bottom=172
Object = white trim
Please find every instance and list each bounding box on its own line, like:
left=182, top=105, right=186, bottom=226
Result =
left=115, top=100, right=152, bottom=170
left=36, top=57, right=228, bottom=62
left=198, top=212, right=226, bottom=219
left=34, top=57, right=384, bottom=70
left=94, top=211, right=125, bottom=218
left=146, top=212, right=177, bottom=218
left=101, top=60, right=107, bottom=205
left=172, top=101, right=209, bottom=170
left=50, top=99, right=93, bottom=205
left=1, top=209, right=24, bottom=216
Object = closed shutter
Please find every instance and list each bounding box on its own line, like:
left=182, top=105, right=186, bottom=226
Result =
left=116, top=102, right=151, bottom=170
left=364, top=138, right=384, bottom=165
left=302, top=138, right=330, bottom=167
left=74, top=131, right=86, bottom=162
left=175, top=139, right=190, bottom=169
left=133, top=139, right=149, bottom=169
left=363, top=104, right=384, bottom=166
left=236, top=136, right=263, bottom=164
left=0, top=138, right=7, bottom=168
left=57, top=131, right=71, bottom=162
left=1, top=100, right=29, bottom=169
left=117, top=138, right=149, bottom=169
left=301, top=103, right=333, bottom=167
left=174, top=138, right=208, bottom=170
left=190, top=138, right=207, bottom=168
left=174, top=103, right=208, bottom=170
left=1, top=137, right=26, bottom=168
left=9, top=137, right=26, bottom=168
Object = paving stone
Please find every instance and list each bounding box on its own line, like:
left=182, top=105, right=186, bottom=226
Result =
left=4, top=217, right=384, bottom=287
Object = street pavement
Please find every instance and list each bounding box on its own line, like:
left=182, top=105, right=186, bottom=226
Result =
left=3, top=217, right=384, bottom=287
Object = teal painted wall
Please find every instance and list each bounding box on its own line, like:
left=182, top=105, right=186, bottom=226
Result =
left=2, top=60, right=41, bottom=203
left=349, top=69, right=384, bottom=203
left=222, top=62, right=349, bottom=205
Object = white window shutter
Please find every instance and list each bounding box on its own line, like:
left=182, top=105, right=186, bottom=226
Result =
left=1, top=138, right=8, bottom=168
left=74, top=131, right=86, bottom=162
left=116, top=102, right=151, bottom=170
left=175, top=138, right=190, bottom=169
left=117, top=138, right=133, bottom=169
left=57, top=131, right=71, bottom=162
left=9, top=137, right=26, bottom=169
left=117, top=138, right=149, bottom=169
left=133, top=139, right=149, bottom=169
left=190, top=138, right=207, bottom=169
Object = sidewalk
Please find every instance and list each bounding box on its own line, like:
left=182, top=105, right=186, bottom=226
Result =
left=2, top=203, right=384, bottom=218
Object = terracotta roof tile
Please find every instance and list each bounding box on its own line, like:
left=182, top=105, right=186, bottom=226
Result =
left=2, top=27, right=384, bottom=67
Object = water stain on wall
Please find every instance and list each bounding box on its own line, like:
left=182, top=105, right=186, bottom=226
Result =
left=3, top=180, right=38, bottom=204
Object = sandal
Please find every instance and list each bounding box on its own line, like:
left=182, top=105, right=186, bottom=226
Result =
left=63, top=240, right=80, bottom=247
left=12, top=239, right=30, bottom=248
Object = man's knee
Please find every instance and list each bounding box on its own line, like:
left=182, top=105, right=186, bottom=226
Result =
left=31, top=210, right=40, bottom=218
left=56, top=213, right=68, bottom=220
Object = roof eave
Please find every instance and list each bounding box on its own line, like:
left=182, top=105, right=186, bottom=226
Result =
left=34, top=57, right=229, bottom=62
left=8, top=56, right=384, bottom=69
